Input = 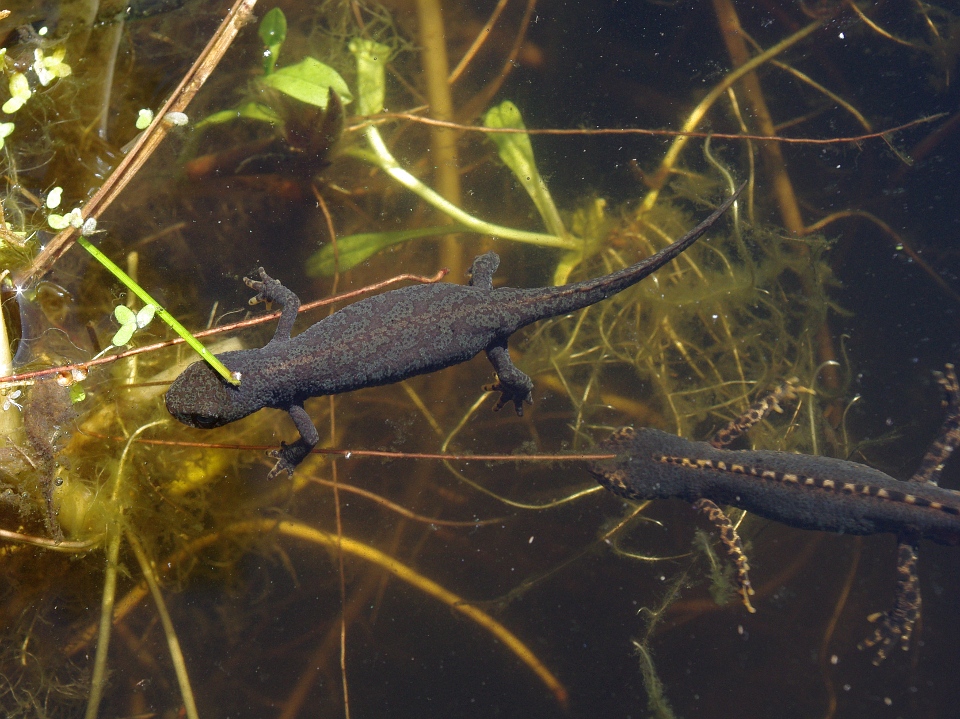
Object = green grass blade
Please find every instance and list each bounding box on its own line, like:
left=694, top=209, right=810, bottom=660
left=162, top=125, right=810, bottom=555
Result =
left=76, top=235, right=240, bottom=386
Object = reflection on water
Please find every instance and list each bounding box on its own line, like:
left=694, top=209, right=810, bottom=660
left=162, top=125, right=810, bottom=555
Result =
left=0, top=0, right=958, bottom=716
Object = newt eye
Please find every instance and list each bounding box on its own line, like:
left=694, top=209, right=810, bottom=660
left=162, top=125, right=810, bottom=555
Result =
left=187, top=413, right=221, bottom=429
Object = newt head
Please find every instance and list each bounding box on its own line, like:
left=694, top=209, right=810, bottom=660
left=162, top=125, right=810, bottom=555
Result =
left=165, top=359, right=251, bottom=429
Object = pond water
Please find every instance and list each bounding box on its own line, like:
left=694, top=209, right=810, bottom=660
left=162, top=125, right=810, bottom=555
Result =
left=0, top=0, right=958, bottom=717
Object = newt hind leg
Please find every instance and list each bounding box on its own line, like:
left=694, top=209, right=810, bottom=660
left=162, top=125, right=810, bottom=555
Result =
left=859, top=364, right=960, bottom=663
left=859, top=539, right=921, bottom=664
left=691, top=379, right=803, bottom=614
left=484, top=343, right=533, bottom=415
left=695, top=499, right=756, bottom=613
left=695, top=378, right=804, bottom=614
left=910, top=363, right=960, bottom=487
left=710, top=379, right=803, bottom=449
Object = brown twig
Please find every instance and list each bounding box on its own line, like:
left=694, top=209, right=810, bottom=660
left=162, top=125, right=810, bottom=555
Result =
left=447, top=0, right=511, bottom=84
left=355, top=112, right=943, bottom=144
left=457, top=0, right=537, bottom=122
left=81, top=430, right=617, bottom=462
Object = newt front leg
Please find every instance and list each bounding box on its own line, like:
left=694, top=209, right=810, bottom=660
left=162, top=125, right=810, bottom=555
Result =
left=244, top=267, right=300, bottom=344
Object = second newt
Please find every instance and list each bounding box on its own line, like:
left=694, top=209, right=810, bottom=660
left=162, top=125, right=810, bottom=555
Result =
left=589, top=370, right=960, bottom=662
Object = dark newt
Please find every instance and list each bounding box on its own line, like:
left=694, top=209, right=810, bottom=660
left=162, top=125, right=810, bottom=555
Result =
left=0, top=381, right=76, bottom=541
left=165, top=187, right=742, bottom=478
left=589, top=370, right=960, bottom=662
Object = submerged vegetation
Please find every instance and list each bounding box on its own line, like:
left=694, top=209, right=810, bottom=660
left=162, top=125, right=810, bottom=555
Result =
left=0, top=0, right=955, bottom=717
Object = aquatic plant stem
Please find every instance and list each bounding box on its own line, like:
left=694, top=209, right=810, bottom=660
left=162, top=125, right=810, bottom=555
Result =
left=436, top=393, right=606, bottom=509
left=85, top=419, right=166, bottom=718
left=415, top=0, right=465, bottom=277
left=448, top=0, right=510, bottom=84
left=638, top=19, right=821, bottom=213
left=0, top=271, right=20, bottom=434
left=711, top=0, right=844, bottom=396
left=711, top=0, right=803, bottom=234
left=327, top=395, right=352, bottom=719
left=817, top=536, right=861, bottom=719
left=71, top=517, right=569, bottom=707
left=457, top=0, right=538, bottom=123
left=127, top=529, right=200, bottom=719
left=84, top=524, right=121, bottom=719
left=235, top=519, right=570, bottom=707
left=279, top=574, right=387, bottom=719
left=75, top=235, right=239, bottom=386
left=357, top=126, right=578, bottom=250
left=365, top=112, right=942, bottom=145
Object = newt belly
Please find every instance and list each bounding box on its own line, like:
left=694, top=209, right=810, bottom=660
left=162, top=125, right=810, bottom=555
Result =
left=590, top=426, right=960, bottom=545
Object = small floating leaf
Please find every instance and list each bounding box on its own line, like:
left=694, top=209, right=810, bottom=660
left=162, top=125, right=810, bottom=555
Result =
left=163, top=111, right=188, bottom=126
left=111, top=303, right=155, bottom=346
left=33, top=46, right=71, bottom=86
left=3, top=72, right=30, bottom=114
left=136, top=108, right=154, bottom=129
left=114, top=305, right=135, bottom=325
left=259, top=8, right=287, bottom=47
left=47, top=214, right=70, bottom=230
left=136, top=304, right=156, bottom=328
left=111, top=323, right=135, bottom=347
left=46, top=186, right=63, bottom=209
left=0, top=121, right=12, bottom=149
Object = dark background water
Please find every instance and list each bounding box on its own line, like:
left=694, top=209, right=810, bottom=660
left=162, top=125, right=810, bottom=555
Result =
left=3, top=0, right=960, bottom=717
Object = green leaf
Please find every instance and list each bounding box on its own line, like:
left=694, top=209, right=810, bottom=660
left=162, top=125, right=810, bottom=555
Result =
left=112, top=324, right=135, bottom=346
left=349, top=39, right=391, bottom=116
left=259, top=8, right=287, bottom=75
left=76, top=235, right=240, bottom=385
left=259, top=8, right=287, bottom=48
left=484, top=101, right=567, bottom=239
left=306, top=225, right=468, bottom=276
left=114, top=305, right=135, bottom=325
left=136, top=108, right=154, bottom=129
left=45, top=186, right=62, bottom=209
left=69, top=384, right=86, bottom=403
left=261, top=57, right=352, bottom=109
left=47, top=213, right=69, bottom=230
left=195, top=102, right=282, bottom=129
left=136, top=304, right=156, bottom=328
